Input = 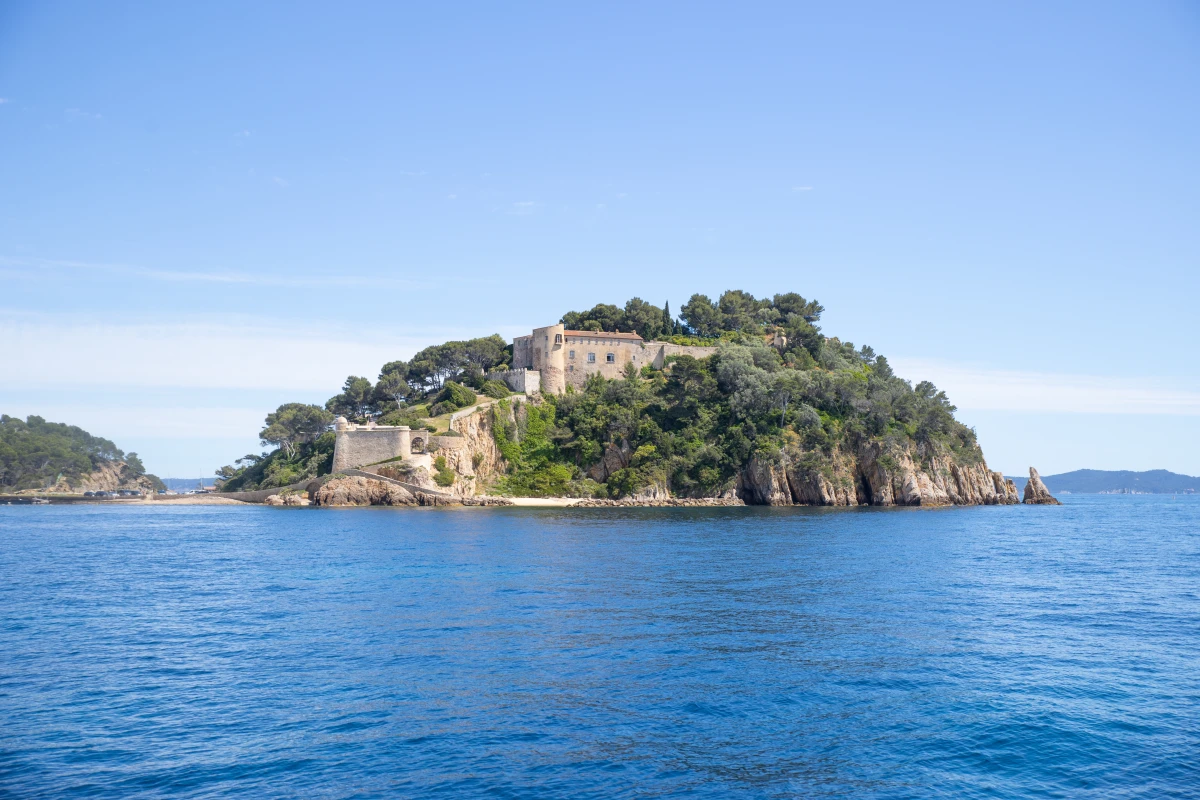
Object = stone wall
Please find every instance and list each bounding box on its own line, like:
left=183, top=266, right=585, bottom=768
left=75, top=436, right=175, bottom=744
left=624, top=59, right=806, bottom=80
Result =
left=208, top=479, right=317, bottom=504
left=653, top=343, right=719, bottom=367
left=529, top=324, right=567, bottom=394
left=511, top=324, right=719, bottom=395
left=488, top=368, right=540, bottom=394
left=512, top=336, right=533, bottom=376
left=430, top=434, right=468, bottom=451
left=332, top=426, right=430, bottom=471
left=562, top=334, right=646, bottom=388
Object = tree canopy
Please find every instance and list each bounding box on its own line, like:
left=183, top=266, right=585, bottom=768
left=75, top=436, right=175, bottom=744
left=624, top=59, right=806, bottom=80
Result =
left=260, top=403, right=335, bottom=458
left=492, top=333, right=977, bottom=498
left=0, top=414, right=161, bottom=491
left=560, top=297, right=677, bottom=340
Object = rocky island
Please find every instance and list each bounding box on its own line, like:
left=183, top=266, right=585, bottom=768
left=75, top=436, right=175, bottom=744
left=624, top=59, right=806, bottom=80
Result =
left=214, top=290, right=1054, bottom=508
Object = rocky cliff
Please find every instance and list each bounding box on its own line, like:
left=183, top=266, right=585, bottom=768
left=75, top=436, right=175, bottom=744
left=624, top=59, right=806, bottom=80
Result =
left=312, top=476, right=454, bottom=506
left=428, top=397, right=1021, bottom=508
left=47, top=460, right=160, bottom=494
left=438, top=400, right=511, bottom=498
left=735, top=438, right=1020, bottom=507
left=1022, top=467, right=1062, bottom=505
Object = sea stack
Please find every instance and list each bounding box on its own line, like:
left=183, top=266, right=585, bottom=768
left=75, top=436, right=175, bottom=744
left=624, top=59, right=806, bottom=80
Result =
left=1023, top=467, right=1062, bottom=505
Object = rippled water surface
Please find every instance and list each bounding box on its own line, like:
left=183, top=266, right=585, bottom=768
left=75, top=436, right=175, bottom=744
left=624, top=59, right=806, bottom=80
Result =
left=2, top=497, right=1198, bottom=798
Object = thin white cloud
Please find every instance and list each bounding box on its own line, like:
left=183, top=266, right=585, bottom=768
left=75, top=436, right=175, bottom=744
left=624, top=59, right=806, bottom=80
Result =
left=0, top=98, right=8, bottom=105
left=0, top=315, right=470, bottom=392
left=791, top=185, right=813, bottom=192
left=1, top=404, right=265, bottom=440
left=399, top=170, right=428, bottom=176
left=511, top=201, right=537, bottom=216
left=0, top=255, right=431, bottom=290
left=65, top=107, right=102, bottom=120
left=890, top=358, right=1200, bottom=416
left=272, top=176, right=289, bottom=187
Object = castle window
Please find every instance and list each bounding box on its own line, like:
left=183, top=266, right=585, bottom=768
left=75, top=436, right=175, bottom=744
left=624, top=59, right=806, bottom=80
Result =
left=555, top=334, right=562, bottom=344
left=569, top=350, right=575, bottom=359
left=587, top=352, right=596, bottom=363
left=568, top=365, right=574, bottom=372
left=606, top=352, right=615, bottom=363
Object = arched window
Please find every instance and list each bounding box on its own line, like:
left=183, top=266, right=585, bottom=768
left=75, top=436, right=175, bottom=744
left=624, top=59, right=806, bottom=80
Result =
left=411, top=437, right=425, bottom=454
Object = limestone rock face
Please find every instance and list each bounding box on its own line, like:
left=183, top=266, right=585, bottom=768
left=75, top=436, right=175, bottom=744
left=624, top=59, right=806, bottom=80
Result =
left=442, top=403, right=508, bottom=497
left=736, top=455, right=793, bottom=505
left=783, top=448, right=861, bottom=506
left=1022, top=467, right=1062, bottom=505
left=736, top=439, right=1021, bottom=507
left=313, top=476, right=416, bottom=506
left=587, top=441, right=632, bottom=482
left=50, top=460, right=160, bottom=494
left=631, top=480, right=671, bottom=502
left=265, top=493, right=308, bottom=506
left=312, top=476, right=457, bottom=506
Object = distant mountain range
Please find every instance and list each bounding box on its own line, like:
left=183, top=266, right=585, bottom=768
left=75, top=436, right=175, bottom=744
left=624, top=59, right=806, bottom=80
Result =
left=1006, top=470, right=1199, bottom=495
left=162, top=477, right=218, bottom=491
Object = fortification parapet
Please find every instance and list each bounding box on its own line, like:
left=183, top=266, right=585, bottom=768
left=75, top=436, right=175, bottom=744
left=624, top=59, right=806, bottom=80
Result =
left=332, top=424, right=429, bottom=471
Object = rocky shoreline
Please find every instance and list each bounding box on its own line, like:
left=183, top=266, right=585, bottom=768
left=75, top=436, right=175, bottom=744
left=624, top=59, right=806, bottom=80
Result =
left=13, top=467, right=1058, bottom=509
left=571, top=497, right=745, bottom=508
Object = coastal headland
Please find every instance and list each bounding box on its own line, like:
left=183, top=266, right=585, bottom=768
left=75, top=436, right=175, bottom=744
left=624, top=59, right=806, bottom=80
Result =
left=7, top=290, right=1064, bottom=509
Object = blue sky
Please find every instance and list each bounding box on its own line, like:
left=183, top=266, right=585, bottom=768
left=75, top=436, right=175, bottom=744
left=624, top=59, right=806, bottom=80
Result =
left=2, top=1, right=1198, bottom=478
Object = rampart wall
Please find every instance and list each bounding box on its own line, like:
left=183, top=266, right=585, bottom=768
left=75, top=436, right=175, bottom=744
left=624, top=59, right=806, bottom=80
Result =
left=332, top=426, right=431, bottom=471
left=653, top=343, right=719, bottom=367
left=488, top=368, right=540, bottom=394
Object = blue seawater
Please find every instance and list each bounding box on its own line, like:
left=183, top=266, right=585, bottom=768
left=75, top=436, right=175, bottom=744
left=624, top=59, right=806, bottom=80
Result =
left=1, top=496, right=1198, bottom=798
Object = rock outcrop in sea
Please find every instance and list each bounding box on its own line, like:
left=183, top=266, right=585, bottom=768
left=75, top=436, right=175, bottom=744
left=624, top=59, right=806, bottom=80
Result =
left=264, top=493, right=309, bottom=506
left=734, top=439, right=1020, bottom=507
left=1022, top=467, right=1062, bottom=505
left=311, top=476, right=454, bottom=507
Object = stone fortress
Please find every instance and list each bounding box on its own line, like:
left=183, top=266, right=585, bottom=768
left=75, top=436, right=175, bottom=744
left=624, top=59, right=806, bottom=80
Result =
left=331, top=416, right=436, bottom=473
left=331, top=323, right=718, bottom=473
left=506, top=323, right=717, bottom=395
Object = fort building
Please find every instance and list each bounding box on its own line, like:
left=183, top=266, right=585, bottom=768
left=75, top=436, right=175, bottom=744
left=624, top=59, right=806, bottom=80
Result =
left=331, top=416, right=435, bottom=473
left=508, top=324, right=717, bottom=394
left=332, top=325, right=719, bottom=472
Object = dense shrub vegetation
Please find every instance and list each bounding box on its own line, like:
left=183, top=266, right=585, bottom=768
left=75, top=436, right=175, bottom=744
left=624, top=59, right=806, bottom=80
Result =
left=218, top=289, right=980, bottom=498
left=0, top=415, right=164, bottom=491
left=429, top=382, right=477, bottom=416
left=216, top=432, right=336, bottom=492
left=488, top=290, right=979, bottom=497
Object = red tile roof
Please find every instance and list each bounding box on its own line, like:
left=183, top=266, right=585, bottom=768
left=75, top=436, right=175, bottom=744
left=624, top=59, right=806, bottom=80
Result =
left=563, top=330, right=644, bottom=341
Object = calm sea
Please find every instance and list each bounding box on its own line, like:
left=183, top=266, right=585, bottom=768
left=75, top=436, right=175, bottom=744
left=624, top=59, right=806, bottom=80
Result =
left=1, top=497, right=1198, bottom=798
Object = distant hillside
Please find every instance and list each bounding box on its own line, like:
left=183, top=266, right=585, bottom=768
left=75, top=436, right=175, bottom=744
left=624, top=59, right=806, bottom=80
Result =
left=162, top=477, right=219, bottom=491
left=0, top=414, right=165, bottom=493
left=1007, top=469, right=1199, bottom=495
